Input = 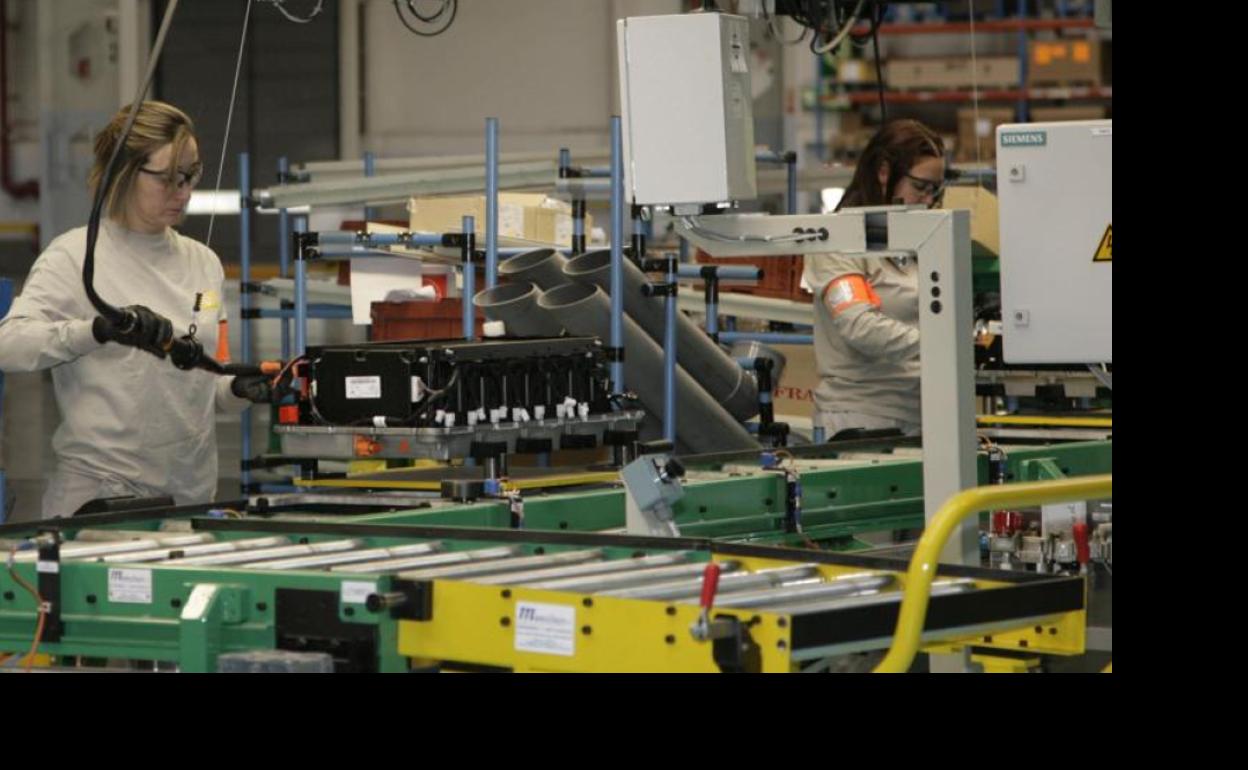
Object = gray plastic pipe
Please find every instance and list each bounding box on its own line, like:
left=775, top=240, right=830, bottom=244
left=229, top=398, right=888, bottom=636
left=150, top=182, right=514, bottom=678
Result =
left=538, top=283, right=758, bottom=453
left=497, top=247, right=570, bottom=291
left=473, top=282, right=564, bottom=337
left=563, top=250, right=759, bottom=421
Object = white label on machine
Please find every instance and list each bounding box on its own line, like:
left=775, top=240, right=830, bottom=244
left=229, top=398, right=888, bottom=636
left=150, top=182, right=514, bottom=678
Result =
left=345, top=376, right=382, bottom=400
left=514, top=601, right=576, bottom=657
left=35, top=560, right=59, bottom=574
left=411, top=376, right=426, bottom=402
left=108, top=568, right=153, bottom=604
left=341, top=580, right=377, bottom=605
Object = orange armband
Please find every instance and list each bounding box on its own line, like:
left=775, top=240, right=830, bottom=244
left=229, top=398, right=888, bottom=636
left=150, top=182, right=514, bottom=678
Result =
left=823, top=274, right=881, bottom=317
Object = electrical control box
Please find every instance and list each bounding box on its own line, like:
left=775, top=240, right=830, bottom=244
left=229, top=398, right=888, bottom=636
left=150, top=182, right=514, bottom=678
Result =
left=617, top=13, right=757, bottom=208
left=996, top=120, right=1112, bottom=363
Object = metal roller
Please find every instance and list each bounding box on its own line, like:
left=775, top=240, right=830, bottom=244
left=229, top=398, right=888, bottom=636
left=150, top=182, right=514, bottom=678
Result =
left=16, top=534, right=214, bottom=563
left=241, top=542, right=442, bottom=571
left=522, top=560, right=741, bottom=593
left=98, top=536, right=292, bottom=564
left=332, top=546, right=522, bottom=574
left=691, top=573, right=896, bottom=609
left=599, top=565, right=821, bottom=601
left=166, top=539, right=365, bottom=567
left=762, top=579, right=978, bottom=616
left=397, top=548, right=605, bottom=581
left=471, top=552, right=691, bottom=585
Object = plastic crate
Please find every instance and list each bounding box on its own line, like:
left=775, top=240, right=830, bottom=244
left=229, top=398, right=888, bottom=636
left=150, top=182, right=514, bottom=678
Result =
left=371, top=298, right=485, bottom=341
left=695, top=250, right=810, bottom=303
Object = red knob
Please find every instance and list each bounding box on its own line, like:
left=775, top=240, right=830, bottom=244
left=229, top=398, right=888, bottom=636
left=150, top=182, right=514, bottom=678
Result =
left=992, top=511, right=1009, bottom=536
left=1073, top=522, right=1090, bottom=565
left=699, top=563, right=722, bottom=610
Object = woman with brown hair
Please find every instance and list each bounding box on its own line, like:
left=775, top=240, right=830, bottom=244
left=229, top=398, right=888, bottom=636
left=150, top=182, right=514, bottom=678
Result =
left=803, top=119, right=947, bottom=439
left=0, top=100, right=267, bottom=518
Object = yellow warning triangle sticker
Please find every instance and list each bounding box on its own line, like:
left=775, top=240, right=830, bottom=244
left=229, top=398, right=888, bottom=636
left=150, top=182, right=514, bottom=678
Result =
left=1093, top=225, right=1112, bottom=262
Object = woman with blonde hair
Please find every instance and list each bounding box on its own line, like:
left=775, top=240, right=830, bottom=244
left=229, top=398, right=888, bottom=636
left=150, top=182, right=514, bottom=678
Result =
left=0, top=100, right=268, bottom=518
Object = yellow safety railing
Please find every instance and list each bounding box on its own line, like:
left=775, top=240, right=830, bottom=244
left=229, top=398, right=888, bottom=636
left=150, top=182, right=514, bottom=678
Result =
left=874, top=474, right=1113, bottom=673
left=977, top=415, right=1112, bottom=429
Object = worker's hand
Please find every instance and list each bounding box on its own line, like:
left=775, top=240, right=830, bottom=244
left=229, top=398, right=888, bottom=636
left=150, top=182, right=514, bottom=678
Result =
left=92, top=305, right=173, bottom=359
left=230, top=375, right=273, bottom=404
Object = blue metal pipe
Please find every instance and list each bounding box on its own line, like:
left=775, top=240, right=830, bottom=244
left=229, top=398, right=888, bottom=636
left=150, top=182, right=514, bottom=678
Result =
left=609, top=117, right=625, bottom=395
left=663, top=258, right=677, bottom=443
left=677, top=264, right=760, bottom=281
left=315, top=231, right=445, bottom=248
left=786, top=154, right=798, bottom=216
left=239, top=152, right=252, bottom=494
left=462, top=215, right=476, bottom=341
left=706, top=299, right=719, bottom=337
left=812, top=427, right=826, bottom=444
left=718, top=331, right=813, bottom=345
left=363, top=150, right=377, bottom=222
left=254, top=306, right=354, bottom=320
left=294, top=216, right=309, bottom=358
left=814, top=55, right=825, bottom=162
left=277, top=156, right=292, bottom=362
left=486, top=117, right=499, bottom=290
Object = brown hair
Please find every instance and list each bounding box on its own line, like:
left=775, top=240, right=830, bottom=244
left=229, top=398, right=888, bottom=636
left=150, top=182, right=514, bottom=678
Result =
left=88, top=100, right=197, bottom=218
left=837, top=119, right=945, bottom=210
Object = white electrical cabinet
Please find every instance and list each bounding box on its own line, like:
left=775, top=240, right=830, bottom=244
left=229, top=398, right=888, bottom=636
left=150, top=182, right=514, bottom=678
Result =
left=617, top=13, right=757, bottom=208
left=996, top=120, right=1112, bottom=363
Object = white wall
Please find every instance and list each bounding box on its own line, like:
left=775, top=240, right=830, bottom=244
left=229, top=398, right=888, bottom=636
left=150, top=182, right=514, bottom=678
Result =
left=345, top=0, right=680, bottom=160
left=0, top=0, right=41, bottom=225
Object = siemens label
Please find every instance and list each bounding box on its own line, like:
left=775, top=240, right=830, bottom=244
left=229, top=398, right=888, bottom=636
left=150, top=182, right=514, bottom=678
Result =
left=1001, top=131, right=1047, bottom=148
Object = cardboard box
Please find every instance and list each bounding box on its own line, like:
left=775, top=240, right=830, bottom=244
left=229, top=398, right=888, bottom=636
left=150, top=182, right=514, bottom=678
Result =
left=956, top=107, right=1015, bottom=162
left=886, top=56, right=1019, bottom=90
left=837, top=58, right=879, bottom=85
left=771, top=344, right=818, bottom=421
left=408, top=193, right=592, bottom=248
left=1027, top=39, right=1105, bottom=86
left=1029, top=105, right=1108, bottom=122
left=941, top=186, right=1000, bottom=258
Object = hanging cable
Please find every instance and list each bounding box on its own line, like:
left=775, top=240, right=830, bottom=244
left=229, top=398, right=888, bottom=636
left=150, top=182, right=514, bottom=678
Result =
left=394, top=0, right=457, bottom=37
left=263, top=0, right=323, bottom=24
left=79, top=0, right=274, bottom=378
left=81, top=0, right=182, bottom=327
left=812, top=0, right=866, bottom=54
left=206, top=0, right=254, bottom=250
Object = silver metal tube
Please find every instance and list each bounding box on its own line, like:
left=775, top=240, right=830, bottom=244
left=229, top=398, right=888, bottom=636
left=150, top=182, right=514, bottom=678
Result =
left=332, top=545, right=521, bottom=574
left=242, top=542, right=441, bottom=571
left=99, top=537, right=292, bottom=564
left=764, top=580, right=978, bottom=616
left=473, top=281, right=564, bottom=337
left=471, top=552, right=690, bottom=585
left=17, top=534, right=214, bottom=563
left=523, top=560, right=740, bottom=593
left=538, top=283, right=758, bottom=453
left=564, top=250, right=759, bottom=421
left=691, top=573, right=895, bottom=609
left=497, top=247, right=571, bottom=291
left=397, top=549, right=605, bottom=581
left=600, top=565, right=820, bottom=601
left=166, top=539, right=365, bottom=567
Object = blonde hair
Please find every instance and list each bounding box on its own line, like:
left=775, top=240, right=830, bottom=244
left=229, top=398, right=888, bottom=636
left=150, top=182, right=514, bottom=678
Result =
left=89, top=100, right=198, bottom=218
